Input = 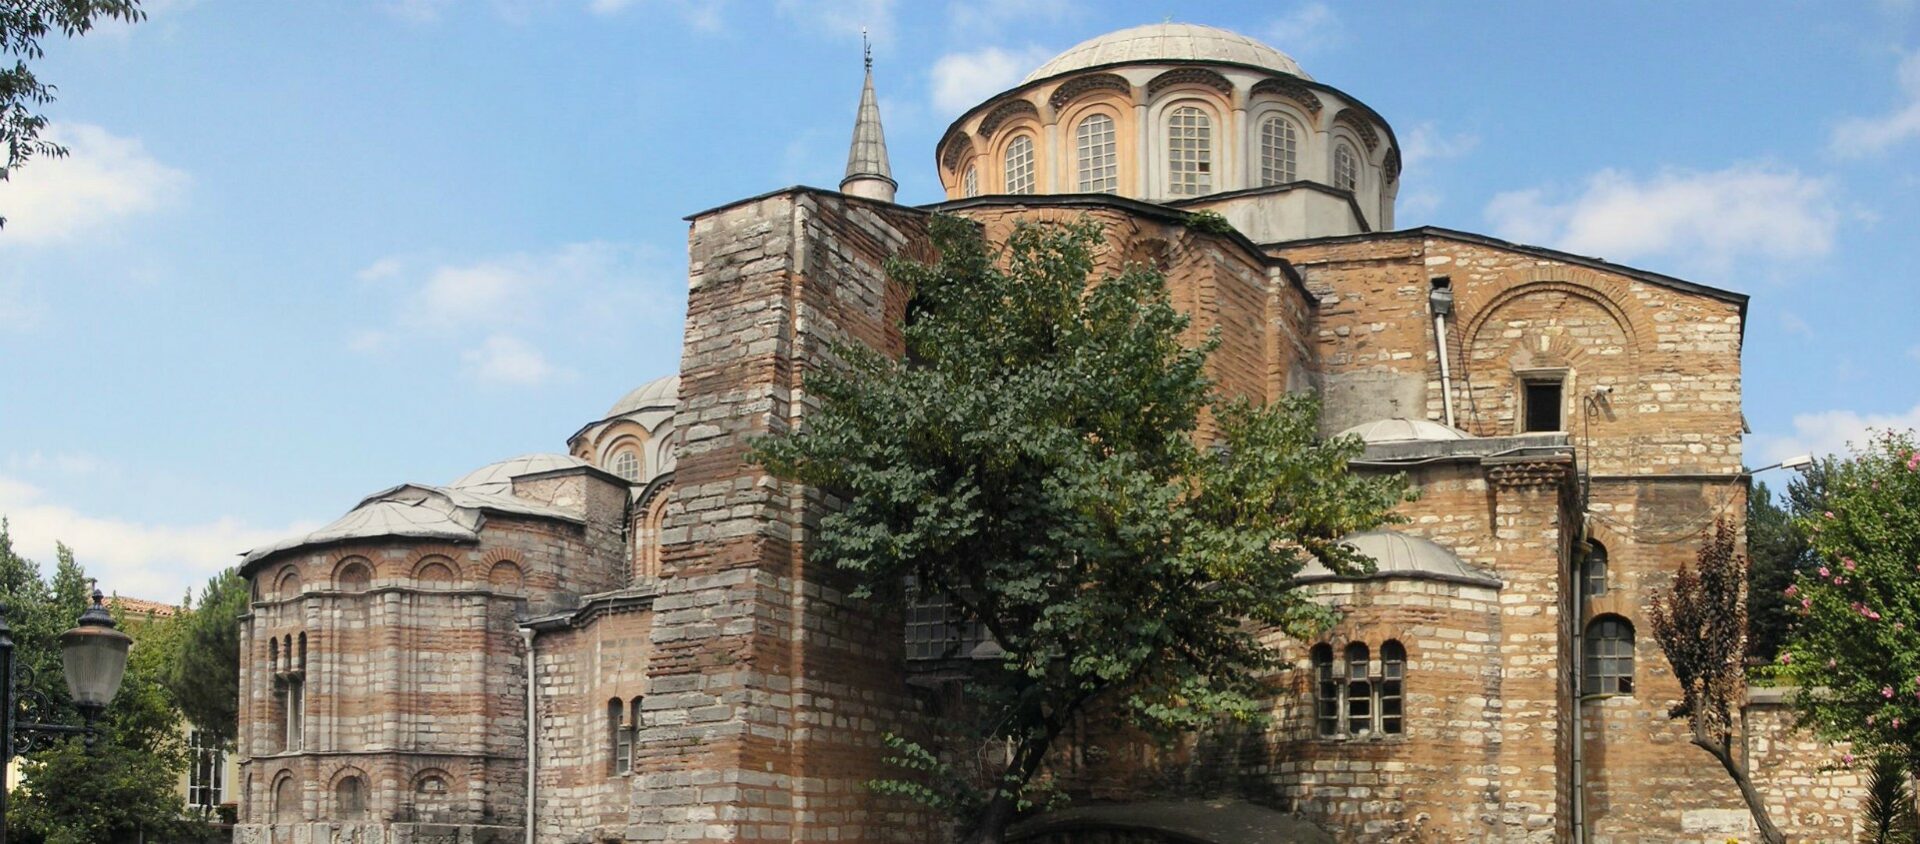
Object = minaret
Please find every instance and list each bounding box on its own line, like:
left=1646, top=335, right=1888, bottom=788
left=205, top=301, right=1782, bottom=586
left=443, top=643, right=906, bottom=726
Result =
left=840, top=30, right=896, bottom=203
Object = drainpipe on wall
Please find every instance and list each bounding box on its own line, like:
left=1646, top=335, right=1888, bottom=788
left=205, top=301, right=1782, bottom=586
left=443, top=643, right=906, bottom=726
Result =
left=520, top=627, right=537, bottom=844
left=1570, top=518, right=1589, bottom=843
left=1428, top=277, right=1457, bottom=428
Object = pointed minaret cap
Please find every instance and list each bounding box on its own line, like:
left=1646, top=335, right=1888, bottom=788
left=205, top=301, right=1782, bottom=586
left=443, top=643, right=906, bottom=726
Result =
left=840, top=30, right=896, bottom=203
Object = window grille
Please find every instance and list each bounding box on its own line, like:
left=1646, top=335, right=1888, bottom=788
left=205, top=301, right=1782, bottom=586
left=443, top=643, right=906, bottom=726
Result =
left=1004, top=135, right=1036, bottom=195
left=1166, top=107, right=1213, bottom=196
left=1333, top=142, right=1359, bottom=191
left=1583, top=541, right=1609, bottom=598
left=612, top=450, right=641, bottom=482
left=1075, top=114, right=1118, bottom=193
left=609, top=698, right=634, bottom=775
left=904, top=590, right=990, bottom=660
left=963, top=165, right=979, bottom=197
left=1312, top=644, right=1339, bottom=737
left=1379, top=641, right=1405, bottom=735
left=1585, top=616, right=1635, bottom=695
left=189, top=729, right=225, bottom=809
left=1344, top=643, right=1372, bottom=735
left=1259, top=116, right=1298, bottom=185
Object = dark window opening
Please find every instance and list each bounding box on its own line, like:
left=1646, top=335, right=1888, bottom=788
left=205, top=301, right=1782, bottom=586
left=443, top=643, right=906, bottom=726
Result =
left=1524, top=380, right=1564, bottom=432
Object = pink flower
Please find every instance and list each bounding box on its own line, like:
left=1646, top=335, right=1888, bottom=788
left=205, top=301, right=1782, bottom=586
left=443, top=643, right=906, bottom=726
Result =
left=1844, top=558, right=1857, bottom=571
left=1836, top=576, right=1848, bottom=586
left=1803, top=599, right=1814, bottom=610
left=1785, top=584, right=1799, bottom=597
left=1869, top=715, right=1877, bottom=725
left=1826, top=511, right=1836, bottom=519
left=1882, top=685, right=1895, bottom=699
left=1819, top=566, right=1832, bottom=578
left=1845, top=752, right=1857, bottom=765
left=1779, top=652, right=1793, bottom=665
left=1831, top=659, right=1839, bottom=669
left=1908, top=451, right=1920, bottom=470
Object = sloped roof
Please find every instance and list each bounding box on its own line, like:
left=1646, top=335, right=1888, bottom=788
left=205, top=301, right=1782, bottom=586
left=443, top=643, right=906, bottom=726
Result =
left=1337, top=418, right=1469, bottom=444
left=1024, top=23, right=1312, bottom=83
left=1297, top=529, right=1501, bottom=588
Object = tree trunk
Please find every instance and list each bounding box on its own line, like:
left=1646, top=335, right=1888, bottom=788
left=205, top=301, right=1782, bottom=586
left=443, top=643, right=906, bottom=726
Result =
left=1691, top=731, right=1787, bottom=844
left=961, top=729, right=1058, bottom=844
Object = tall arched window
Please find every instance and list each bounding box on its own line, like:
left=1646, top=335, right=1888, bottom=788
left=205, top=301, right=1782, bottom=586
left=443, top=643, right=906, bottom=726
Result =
left=1259, top=115, right=1299, bottom=185
left=335, top=775, right=367, bottom=820
left=1583, top=541, right=1609, bottom=599
left=1585, top=615, right=1635, bottom=695
left=1166, top=106, right=1213, bottom=196
left=1075, top=114, right=1118, bottom=194
left=1311, top=644, right=1338, bottom=737
left=609, top=698, right=634, bottom=775
left=1003, top=135, right=1036, bottom=195
left=611, top=449, right=641, bottom=482
left=1332, top=141, right=1359, bottom=192
left=963, top=165, right=979, bottom=197
left=1344, top=642, right=1371, bottom=735
left=1379, top=640, right=1406, bottom=735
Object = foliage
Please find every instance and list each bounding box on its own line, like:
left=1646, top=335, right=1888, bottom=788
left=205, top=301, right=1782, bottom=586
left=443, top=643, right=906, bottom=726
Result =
left=166, top=568, right=246, bottom=746
left=1747, top=479, right=1813, bottom=662
left=1650, top=516, right=1785, bottom=843
left=1860, top=754, right=1919, bottom=844
left=1, top=0, right=145, bottom=226
left=0, top=520, right=207, bottom=844
left=753, top=215, right=1409, bottom=841
left=1778, top=430, right=1920, bottom=768
left=1182, top=210, right=1236, bottom=237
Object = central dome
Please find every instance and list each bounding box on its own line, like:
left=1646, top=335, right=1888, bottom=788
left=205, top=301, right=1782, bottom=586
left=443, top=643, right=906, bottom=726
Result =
left=1023, top=22, right=1312, bottom=84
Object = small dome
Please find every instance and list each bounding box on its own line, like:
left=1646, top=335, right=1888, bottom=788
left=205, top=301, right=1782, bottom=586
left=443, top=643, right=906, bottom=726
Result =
left=1297, top=530, right=1501, bottom=588
left=1337, top=418, right=1469, bottom=444
left=1024, top=23, right=1311, bottom=84
left=450, top=453, right=592, bottom=495
left=607, top=374, right=679, bottom=418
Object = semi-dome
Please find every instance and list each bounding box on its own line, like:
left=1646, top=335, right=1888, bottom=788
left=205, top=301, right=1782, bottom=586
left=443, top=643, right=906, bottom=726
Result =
left=1023, top=23, right=1312, bottom=84
left=1297, top=530, right=1501, bottom=588
left=450, top=453, right=592, bottom=496
left=1337, top=418, right=1469, bottom=444
left=607, top=374, right=679, bottom=418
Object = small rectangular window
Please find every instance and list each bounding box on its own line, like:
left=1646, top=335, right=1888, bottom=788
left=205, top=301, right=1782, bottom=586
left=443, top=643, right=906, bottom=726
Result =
left=1523, top=380, right=1564, bottom=432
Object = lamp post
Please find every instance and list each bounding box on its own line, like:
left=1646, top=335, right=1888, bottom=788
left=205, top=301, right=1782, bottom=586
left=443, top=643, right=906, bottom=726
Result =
left=0, top=586, right=135, bottom=844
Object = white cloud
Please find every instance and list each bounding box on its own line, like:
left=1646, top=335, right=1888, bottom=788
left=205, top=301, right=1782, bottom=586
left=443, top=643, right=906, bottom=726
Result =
left=0, top=123, right=188, bottom=246
left=1780, top=311, right=1815, bottom=338
left=1266, top=2, right=1344, bottom=55
left=776, top=0, right=894, bottom=41
left=930, top=46, right=1052, bottom=116
left=1830, top=52, right=1920, bottom=156
left=461, top=334, right=574, bottom=385
left=1484, top=164, right=1839, bottom=275
left=1399, top=122, right=1479, bottom=171
left=0, top=475, right=318, bottom=601
left=351, top=241, right=677, bottom=384
left=1751, top=403, right=1920, bottom=465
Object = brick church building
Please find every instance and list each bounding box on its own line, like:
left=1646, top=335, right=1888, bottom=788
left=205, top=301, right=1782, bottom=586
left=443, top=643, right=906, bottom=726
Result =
left=231, top=23, right=1864, bottom=844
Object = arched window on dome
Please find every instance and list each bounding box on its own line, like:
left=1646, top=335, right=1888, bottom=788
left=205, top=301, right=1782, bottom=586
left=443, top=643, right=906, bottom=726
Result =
left=1259, top=115, right=1300, bottom=186
left=1332, top=140, right=1359, bottom=192
left=1379, top=640, right=1405, bottom=735
left=1075, top=114, right=1118, bottom=194
left=1003, top=135, right=1036, bottom=195
left=1344, top=642, right=1371, bottom=735
left=1311, top=644, right=1338, bottom=736
left=611, top=449, right=641, bottom=483
left=963, top=165, right=979, bottom=198
left=1166, top=106, right=1213, bottom=196
left=1585, top=615, right=1635, bottom=695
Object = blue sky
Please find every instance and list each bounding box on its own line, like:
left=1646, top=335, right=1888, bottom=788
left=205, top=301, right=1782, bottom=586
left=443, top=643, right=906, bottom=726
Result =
left=2, top=0, right=1917, bottom=600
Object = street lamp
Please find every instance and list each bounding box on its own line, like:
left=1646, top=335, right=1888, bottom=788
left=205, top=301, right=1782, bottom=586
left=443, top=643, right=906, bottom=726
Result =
left=1751, top=453, right=1816, bottom=475
left=0, top=586, right=135, bottom=844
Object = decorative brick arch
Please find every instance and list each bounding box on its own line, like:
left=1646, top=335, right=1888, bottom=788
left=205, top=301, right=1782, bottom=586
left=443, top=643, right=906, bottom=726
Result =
left=327, top=765, right=372, bottom=819
left=939, top=131, right=974, bottom=172
left=1250, top=76, right=1322, bottom=113
left=273, top=565, right=302, bottom=600
left=1332, top=108, right=1381, bottom=152
left=1047, top=72, right=1132, bottom=109
left=401, top=544, right=471, bottom=580
left=331, top=555, right=373, bottom=592
left=1146, top=67, right=1232, bottom=97
left=977, top=98, right=1040, bottom=139
left=1459, top=276, right=1644, bottom=362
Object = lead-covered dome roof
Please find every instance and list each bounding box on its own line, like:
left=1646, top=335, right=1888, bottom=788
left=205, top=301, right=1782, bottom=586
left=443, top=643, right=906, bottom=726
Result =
left=1023, top=23, right=1312, bottom=84
left=450, top=453, right=592, bottom=496
left=607, top=374, right=679, bottom=418
left=1337, top=418, right=1469, bottom=444
left=1297, top=530, right=1501, bottom=588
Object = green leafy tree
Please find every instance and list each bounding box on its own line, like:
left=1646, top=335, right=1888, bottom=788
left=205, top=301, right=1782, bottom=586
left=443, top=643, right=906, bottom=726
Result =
left=2, top=0, right=146, bottom=227
left=165, top=569, right=246, bottom=746
left=0, top=521, right=204, bottom=844
left=754, top=216, right=1409, bottom=843
left=1748, top=480, right=1812, bottom=662
left=1650, top=517, right=1785, bottom=844
left=1778, top=430, right=1920, bottom=771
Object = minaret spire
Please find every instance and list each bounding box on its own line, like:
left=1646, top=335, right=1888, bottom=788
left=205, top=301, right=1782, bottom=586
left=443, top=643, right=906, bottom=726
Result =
left=840, top=27, right=896, bottom=203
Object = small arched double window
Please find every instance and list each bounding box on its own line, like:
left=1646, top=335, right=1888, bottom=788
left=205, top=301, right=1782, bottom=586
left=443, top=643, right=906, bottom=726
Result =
left=1332, top=141, right=1359, bottom=192
left=1585, top=615, right=1635, bottom=695
left=1166, top=106, right=1213, bottom=196
left=1003, top=135, right=1036, bottom=195
left=1075, top=114, right=1118, bottom=194
left=1259, top=115, right=1299, bottom=185
left=1311, top=639, right=1407, bottom=737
